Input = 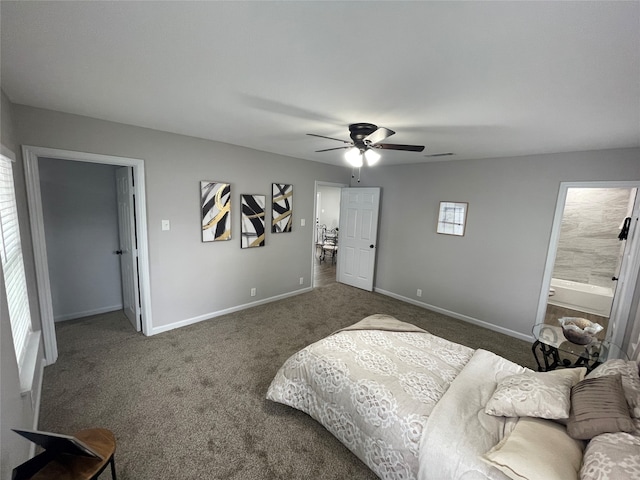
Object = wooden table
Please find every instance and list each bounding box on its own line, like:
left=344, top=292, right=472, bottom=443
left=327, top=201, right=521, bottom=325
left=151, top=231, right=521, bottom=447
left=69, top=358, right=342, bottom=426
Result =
left=13, top=428, right=117, bottom=480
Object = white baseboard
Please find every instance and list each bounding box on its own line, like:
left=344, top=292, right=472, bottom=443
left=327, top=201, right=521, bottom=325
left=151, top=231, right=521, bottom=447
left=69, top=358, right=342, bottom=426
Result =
left=54, top=305, right=123, bottom=322
left=149, top=287, right=313, bottom=336
left=374, top=288, right=534, bottom=343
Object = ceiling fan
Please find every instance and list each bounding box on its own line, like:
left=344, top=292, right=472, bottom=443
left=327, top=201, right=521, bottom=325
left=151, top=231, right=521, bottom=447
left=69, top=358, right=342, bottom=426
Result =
left=307, top=123, right=425, bottom=168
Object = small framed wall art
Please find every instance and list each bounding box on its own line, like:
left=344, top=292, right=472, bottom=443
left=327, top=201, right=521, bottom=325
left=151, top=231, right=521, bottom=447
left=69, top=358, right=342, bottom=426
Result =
left=241, top=194, right=266, bottom=248
left=272, top=183, right=293, bottom=233
left=436, top=201, right=468, bottom=236
left=201, top=181, right=231, bottom=242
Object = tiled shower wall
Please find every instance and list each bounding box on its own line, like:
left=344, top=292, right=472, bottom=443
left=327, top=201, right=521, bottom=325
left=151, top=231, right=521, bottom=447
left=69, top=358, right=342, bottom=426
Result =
left=553, top=187, right=632, bottom=288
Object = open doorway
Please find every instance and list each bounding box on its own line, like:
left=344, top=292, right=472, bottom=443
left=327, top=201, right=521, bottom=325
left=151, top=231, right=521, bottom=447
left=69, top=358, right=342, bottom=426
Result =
left=22, top=146, right=152, bottom=366
left=38, top=158, right=125, bottom=324
left=536, top=181, right=640, bottom=354
left=313, top=182, right=346, bottom=287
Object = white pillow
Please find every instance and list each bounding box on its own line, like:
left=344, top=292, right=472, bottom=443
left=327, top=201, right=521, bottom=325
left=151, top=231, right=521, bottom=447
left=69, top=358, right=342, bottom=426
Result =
left=482, top=417, right=585, bottom=480
left=485, top=368, right=586, bottom=419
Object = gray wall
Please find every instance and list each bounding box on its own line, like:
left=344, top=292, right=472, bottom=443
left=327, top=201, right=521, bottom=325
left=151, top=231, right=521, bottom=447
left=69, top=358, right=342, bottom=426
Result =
left=553, top=187, right=633, bottom=288
left=0, top=90, right=44, bottom=479
left=39, top=159, right=123, bottom=321
left=12, top=103, right=351, bottom=331
left=355, top=148, right=640, bottom=339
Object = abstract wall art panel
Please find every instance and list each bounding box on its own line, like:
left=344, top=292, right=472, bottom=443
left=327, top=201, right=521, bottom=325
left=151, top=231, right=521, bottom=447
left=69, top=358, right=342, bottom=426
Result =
left=201, top=181, right=231, bottom=242
left=272, top=183, right=293, bottom=233
left=241, top=194, right=266, bottom=248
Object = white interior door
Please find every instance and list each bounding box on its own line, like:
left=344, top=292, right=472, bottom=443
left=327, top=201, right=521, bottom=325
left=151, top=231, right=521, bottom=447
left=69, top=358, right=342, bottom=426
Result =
left=337, top=187, right=380, bottom=291
left=116, top=167, right=141, bottom=331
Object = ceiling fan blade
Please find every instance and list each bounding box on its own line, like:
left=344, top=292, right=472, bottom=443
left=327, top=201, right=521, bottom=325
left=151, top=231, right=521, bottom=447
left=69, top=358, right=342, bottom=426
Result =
left=315, top=146, right=350, bottom=153
left=307, top=133, right=351, bottom=144
left=364, top=127, right=395, bottom=145
left=375, top=143, right=425, bottom=152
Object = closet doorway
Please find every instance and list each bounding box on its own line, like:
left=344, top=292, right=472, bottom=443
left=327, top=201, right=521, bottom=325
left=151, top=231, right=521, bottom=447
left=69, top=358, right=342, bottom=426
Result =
left=23, top=146, right=152, bottom=365
left=38, top=158, right=125, bottom=325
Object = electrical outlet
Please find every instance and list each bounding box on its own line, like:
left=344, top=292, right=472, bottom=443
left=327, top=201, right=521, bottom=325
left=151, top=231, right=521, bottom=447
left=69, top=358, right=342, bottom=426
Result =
left=250, top=288, right=256, bottom=297
left=301, top=218, right=306, bottom=226
left=299, top=277, right=304, bottom=285
left=417, top=289, right=422, bottom=297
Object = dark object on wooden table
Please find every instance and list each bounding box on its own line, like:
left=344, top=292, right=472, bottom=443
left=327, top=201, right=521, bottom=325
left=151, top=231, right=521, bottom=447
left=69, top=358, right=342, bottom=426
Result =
left=12, top=428, right=116, bottom=480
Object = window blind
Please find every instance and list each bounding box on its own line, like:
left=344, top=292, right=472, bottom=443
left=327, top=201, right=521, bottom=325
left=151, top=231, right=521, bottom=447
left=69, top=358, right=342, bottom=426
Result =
left=0, top=155, right=32, bottom=366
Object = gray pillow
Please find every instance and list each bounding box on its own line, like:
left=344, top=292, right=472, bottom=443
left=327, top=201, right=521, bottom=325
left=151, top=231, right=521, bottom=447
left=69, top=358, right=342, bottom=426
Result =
left=567, top=374, right=634, bottom=440
left=585, top=359, right=640, bottom=418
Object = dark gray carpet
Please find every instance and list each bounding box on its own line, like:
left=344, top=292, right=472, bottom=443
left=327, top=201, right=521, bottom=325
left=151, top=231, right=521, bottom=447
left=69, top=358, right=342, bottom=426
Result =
left=38, top=283, right=536, bottom=479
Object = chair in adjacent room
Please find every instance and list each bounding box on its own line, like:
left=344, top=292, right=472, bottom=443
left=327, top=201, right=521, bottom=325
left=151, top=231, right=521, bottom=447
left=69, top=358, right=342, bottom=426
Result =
left=321, top=228, right=338, bottom=264
left=315, top=224, right=326, bottom=259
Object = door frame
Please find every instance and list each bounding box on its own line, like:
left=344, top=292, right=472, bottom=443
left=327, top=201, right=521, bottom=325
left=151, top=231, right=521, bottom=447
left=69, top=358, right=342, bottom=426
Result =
left=22, top=145, right=152, bottom=365
left=535, top=180, right=640, bottom=354
left=312, top=181, right=347, bottom=287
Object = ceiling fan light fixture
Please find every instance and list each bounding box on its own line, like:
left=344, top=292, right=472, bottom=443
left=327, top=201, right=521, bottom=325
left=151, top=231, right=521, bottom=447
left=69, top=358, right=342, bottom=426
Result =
left=310, top=123, right=425, bottom=168
left=364, top=148, right=381, bottom=166
left=345, top=147, right=363, bottom=167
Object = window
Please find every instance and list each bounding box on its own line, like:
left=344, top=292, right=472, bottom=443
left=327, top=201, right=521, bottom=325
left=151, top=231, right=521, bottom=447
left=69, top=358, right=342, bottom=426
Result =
left=0, top=152, right=33, bottom=367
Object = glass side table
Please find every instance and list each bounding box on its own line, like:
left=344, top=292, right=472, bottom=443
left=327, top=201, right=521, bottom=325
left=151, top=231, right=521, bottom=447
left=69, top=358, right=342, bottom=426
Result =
left=531, top=323, right=627, bottom=373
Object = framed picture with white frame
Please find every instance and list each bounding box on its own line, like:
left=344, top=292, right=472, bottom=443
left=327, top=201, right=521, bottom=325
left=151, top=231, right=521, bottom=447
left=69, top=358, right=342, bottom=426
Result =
left=437, top=201, right=468, bottom=236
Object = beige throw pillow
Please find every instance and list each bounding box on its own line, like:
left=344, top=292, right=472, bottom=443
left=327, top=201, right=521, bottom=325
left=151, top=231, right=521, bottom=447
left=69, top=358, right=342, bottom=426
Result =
left=482, top=417, right=584, bottom=480
left=567, top=374, right=634, bottom=440
left=485, top=368, right=586, bottom=419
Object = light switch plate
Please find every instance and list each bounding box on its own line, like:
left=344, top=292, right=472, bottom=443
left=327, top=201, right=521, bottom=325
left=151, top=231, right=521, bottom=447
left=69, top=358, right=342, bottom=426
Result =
left=161, top=220, right=170, bottom=231
left=301, top=218, right=306, bottom=226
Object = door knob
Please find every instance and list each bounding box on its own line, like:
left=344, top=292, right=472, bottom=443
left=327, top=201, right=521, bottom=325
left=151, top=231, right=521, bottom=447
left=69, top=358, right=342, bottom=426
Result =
left=115, top=250, right=123, bottom=255
left=370, top=245, right=375, bottom=248
left=612, top=276, right=619, bottom=281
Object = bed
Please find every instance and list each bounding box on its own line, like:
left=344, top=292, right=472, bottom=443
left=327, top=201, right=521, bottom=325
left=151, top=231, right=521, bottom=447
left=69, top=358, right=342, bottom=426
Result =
left=267, top=314, right=640, bottom=480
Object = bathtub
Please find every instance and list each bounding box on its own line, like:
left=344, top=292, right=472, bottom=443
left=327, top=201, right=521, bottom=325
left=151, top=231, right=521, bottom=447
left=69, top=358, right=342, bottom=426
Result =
left=548, top=278, right=614, bottom=318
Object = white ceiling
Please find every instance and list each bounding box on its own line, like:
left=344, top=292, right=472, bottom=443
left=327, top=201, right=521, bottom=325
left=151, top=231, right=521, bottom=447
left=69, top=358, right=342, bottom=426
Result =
left=1, top=1, right=638, bottom=167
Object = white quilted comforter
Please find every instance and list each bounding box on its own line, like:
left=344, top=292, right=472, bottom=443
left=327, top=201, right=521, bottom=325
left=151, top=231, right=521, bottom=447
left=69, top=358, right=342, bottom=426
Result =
left=267, top=314, right=520, bottom=479
left=419, top=349, right=526, bottom=480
